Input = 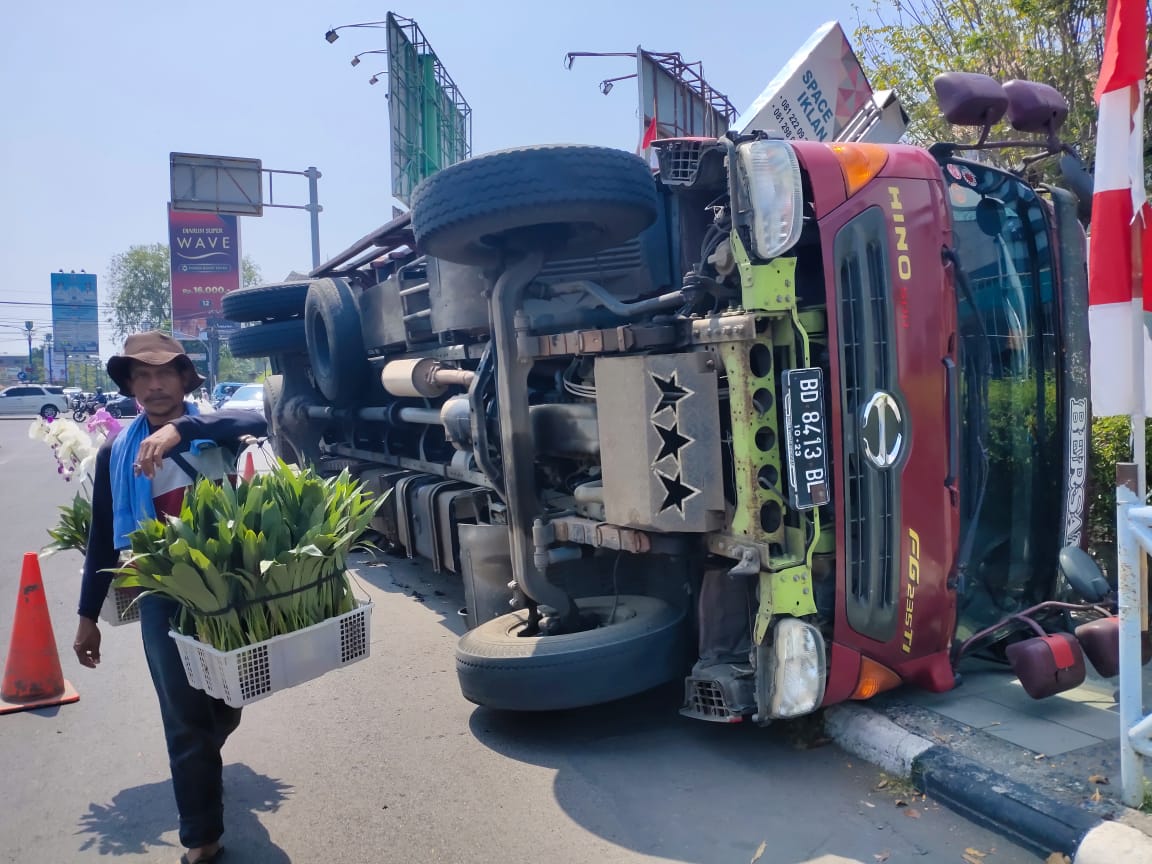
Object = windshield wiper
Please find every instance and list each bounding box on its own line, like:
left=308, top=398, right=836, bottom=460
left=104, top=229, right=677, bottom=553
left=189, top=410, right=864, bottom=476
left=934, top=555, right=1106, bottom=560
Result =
left=943, top=247, right=992, bottom=595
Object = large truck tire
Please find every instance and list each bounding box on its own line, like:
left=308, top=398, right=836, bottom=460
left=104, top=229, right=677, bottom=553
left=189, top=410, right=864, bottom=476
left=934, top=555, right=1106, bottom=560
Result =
left=304, top=277, right=369, bottom=404
left=455, top=595, right=688, bottom=711
left=410, top=145, right=659, bottom=267
left=222, top=281, right=310, bottom=323
left=261, top=375, right=298, bottom=465
left=227, top=320, right=307, bottom=359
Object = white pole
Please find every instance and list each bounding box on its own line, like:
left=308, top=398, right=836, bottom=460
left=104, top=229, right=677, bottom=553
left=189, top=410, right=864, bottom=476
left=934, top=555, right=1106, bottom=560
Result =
left=1118, top=461, right=1144, bottom=807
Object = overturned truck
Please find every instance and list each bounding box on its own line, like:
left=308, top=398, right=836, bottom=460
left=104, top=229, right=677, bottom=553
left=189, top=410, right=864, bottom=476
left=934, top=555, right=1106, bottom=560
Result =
left=225, top=72, right=1105, bottom=721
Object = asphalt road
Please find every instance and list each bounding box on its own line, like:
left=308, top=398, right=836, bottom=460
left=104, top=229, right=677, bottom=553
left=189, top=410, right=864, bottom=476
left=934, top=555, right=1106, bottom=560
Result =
left=0, top=417, right=1043, bottom=864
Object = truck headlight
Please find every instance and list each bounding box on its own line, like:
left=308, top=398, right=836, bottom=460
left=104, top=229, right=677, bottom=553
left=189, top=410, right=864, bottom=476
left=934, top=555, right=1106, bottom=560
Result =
left=736, top=140, right=804, bottom=260
left=768, top=618, right=827, bottom=718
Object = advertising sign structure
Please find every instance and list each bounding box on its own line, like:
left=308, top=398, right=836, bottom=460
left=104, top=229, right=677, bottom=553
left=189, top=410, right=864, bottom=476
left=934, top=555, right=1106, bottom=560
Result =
left=386, top=13, right=471, bottom=206
left=170, top=152, right=263, bottom=216
left=637, top=49, right=736, bottom=143
left=168, top=207, right=241, bottom=337
left=51, top=272, right=100, bottom=354
left=735, top=21, right=906, bottom=144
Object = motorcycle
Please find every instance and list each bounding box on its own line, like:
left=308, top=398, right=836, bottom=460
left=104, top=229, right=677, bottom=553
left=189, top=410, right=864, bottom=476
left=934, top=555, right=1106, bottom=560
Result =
left=71, top=395, right=105, bottom=422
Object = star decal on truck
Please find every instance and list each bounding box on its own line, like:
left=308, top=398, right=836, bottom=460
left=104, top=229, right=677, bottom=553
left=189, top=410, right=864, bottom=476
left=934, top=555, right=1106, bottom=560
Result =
left=649, top=369, right=701, bottom=514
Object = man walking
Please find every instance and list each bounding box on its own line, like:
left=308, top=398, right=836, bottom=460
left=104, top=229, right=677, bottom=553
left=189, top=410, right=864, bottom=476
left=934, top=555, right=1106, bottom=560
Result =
left=73, top=332, right=267, bottom=864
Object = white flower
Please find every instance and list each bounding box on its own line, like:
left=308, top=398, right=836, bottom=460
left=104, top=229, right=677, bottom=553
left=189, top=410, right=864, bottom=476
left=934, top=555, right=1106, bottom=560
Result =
left=28, top=419, right=49, bottom=441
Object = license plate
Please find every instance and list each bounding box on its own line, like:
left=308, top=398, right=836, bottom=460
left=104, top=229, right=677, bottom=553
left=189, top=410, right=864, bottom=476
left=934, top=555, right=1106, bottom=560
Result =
left=782, top=368, right=829, bottom=510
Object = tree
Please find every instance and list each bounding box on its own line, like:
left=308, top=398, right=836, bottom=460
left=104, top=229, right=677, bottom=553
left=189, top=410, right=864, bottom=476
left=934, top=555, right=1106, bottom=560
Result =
left=852, top=0, right=1150, bottom=171
left=107, top=244, right=172, bottom=339
left=106, top=244, right=263, bottom=339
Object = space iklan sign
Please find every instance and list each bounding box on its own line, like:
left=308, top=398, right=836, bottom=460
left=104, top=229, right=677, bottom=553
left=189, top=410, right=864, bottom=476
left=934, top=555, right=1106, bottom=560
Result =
left=735, top=21, right=875, bottom=143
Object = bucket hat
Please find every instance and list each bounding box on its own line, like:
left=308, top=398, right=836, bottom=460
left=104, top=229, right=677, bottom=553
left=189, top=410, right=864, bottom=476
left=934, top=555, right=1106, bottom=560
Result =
left=106, top=331, right=205, bottom=396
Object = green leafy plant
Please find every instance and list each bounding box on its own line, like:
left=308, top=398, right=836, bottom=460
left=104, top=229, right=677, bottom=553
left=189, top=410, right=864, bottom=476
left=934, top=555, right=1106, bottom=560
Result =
left=113, top=463, right=382, bottom=651
left=1088, top=417, right=1152, bottom=561
left=43, top=492, right=93, bottom=557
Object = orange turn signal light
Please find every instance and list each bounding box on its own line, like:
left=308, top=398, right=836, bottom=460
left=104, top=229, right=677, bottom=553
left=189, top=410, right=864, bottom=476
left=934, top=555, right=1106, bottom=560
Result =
left=850, top=656, right=903, bottom=700
left=826, top=142, right=889, bottom=197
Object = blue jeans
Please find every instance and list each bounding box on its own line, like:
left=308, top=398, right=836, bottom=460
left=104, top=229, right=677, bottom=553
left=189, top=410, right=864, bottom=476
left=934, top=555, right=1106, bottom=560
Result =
left=139, top=595, right=242, bottom=848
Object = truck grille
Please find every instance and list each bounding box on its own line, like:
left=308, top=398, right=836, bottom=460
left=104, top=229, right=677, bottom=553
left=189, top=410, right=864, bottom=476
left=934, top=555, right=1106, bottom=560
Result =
left=835, top=209, right=900, bottom=643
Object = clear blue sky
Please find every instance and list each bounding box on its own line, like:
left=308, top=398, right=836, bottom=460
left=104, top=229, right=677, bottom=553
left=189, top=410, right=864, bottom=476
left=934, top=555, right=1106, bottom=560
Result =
left=0, top=0, right=867, bottom=357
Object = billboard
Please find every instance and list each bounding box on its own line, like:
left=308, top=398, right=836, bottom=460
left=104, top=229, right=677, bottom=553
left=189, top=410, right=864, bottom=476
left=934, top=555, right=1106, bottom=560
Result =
left=735, top=21, right=877, bottom=142
left=168, top=207, right=241, bottom=334
left=637, top=49, right=736, bottom=143
left=170, top=152, right=263, bottom=216
left=386, top=13, right=471, bottom=206
left=51, top=272, right=100, bottom=354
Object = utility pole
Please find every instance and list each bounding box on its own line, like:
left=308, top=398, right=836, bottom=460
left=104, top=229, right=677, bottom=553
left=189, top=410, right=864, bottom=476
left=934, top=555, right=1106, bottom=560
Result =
left=23, top=321, right=34, bottom=379
left=44, top=334, right=53, bottom=384
left=207, top=318, right=220, bottom=393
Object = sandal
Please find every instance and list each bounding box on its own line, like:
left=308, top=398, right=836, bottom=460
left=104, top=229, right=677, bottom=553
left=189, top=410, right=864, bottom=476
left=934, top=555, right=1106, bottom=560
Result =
left=179, top=847, right=224, bottom=864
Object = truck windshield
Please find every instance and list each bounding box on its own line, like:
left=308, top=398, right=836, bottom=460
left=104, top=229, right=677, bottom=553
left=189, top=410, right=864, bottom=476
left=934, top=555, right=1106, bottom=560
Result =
left=945, top=161, right=1062, bottom=640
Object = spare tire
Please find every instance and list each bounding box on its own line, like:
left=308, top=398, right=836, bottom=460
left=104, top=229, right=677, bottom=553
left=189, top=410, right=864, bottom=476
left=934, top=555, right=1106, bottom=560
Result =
left=410, top=145, right=659, bottom=267
left=228, top=320, right=307, bottom=359
left=455, top=594, right=688, bottom=711
left=305, top=277, right=369, bottom=403
left=222, top=281, right=310, bottom=323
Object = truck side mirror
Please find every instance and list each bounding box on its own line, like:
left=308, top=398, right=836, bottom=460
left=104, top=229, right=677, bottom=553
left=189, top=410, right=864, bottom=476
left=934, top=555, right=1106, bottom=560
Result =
left=1058, top=546, right=1111, bottom=603
left=933, top=72, right=1008, bottom=128
left=1002, top=79, right=1068, bottom=135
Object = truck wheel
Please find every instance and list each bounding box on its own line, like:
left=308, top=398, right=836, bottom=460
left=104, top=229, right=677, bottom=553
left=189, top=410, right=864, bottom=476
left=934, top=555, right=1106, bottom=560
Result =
left=228, top=320, right=307, bottom=359
left=410, top=145, right=659, bottom=267
left=305, top=278, right=369, bottom=403
left=455, top=594, right=688, bottom=711
left=261, top=375, right=298, bottom=465
left=222, top=281, right=310, bottom=323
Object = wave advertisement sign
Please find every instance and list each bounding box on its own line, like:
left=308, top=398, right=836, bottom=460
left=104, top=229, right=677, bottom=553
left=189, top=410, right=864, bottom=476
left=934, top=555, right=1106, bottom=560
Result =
left=51, top=272, right=100, bottom=353
left=168, top=207, right=240, bottom=326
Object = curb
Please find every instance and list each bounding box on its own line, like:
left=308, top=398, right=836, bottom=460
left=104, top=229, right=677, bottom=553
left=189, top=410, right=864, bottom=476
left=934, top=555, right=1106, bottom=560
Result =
left=825, top=704, right=1152, bottom=862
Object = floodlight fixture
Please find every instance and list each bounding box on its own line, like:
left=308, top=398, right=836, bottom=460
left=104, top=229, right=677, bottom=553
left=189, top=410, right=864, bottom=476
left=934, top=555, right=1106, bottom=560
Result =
left=323, top=20, right=389, bottom=44
left=350, top=49, right=388, bottom=67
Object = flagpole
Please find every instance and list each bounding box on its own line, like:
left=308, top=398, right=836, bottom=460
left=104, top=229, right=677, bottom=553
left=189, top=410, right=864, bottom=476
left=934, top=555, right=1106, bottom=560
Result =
left=1134, top=217, right=1148, bottom=628
left=1120, top=200, right=1148, bottom=809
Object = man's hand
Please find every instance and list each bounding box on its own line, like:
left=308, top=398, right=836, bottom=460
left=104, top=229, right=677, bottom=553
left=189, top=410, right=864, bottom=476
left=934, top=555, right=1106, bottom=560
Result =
left=134, top=424, right=182, bottom=478
left=74, top=617, right=102, bottom=668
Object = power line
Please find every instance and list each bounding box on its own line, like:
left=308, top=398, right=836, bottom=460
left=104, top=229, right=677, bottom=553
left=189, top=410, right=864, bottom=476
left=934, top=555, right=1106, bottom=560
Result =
left=0, top=300, right=116, bottom=310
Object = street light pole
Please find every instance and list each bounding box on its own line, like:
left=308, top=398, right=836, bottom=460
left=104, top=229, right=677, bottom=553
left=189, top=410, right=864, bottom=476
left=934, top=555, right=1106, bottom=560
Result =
left=306, top=166, right=322, bottom=269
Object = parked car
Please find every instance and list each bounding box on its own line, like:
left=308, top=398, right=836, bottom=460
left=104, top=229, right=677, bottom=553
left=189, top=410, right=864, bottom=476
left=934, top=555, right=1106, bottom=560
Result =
left=104, top=394, right=140, bottom=418
left=0, top=384, right=72, bottom=418
left=220, top=383, right=264, bottom=413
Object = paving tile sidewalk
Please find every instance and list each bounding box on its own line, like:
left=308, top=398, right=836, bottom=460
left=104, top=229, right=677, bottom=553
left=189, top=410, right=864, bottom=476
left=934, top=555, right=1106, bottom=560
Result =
left=829, top=656, right=1152, bottom=860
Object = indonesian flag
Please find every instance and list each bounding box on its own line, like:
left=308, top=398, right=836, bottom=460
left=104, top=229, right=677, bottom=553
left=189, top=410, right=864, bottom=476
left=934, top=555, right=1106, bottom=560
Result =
left=1088, top=0, right=1152, bottom=416
left=639, top=115, right=659, bottom=154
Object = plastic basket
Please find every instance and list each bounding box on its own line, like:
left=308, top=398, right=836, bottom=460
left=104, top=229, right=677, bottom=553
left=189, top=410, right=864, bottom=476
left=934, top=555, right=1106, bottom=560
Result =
left=169, top=601, right=373, bottom=708
left=99, top=586, right=142, bottom=627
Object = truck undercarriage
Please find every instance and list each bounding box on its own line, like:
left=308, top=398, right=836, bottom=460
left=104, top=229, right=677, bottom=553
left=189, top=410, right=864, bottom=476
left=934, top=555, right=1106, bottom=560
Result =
left=223, top=72, right=1109, bottom=721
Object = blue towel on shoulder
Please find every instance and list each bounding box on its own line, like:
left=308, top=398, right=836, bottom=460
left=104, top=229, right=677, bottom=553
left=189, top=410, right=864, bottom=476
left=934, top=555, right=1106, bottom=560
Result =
left=110, top=401, right=201, bottom=550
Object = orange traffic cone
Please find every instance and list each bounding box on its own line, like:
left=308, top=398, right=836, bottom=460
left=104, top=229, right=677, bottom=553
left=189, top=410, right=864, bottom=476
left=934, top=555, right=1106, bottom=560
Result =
left=0, top=553, right=79, bottom=715
left=241, top=451, right=257, bottom=482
